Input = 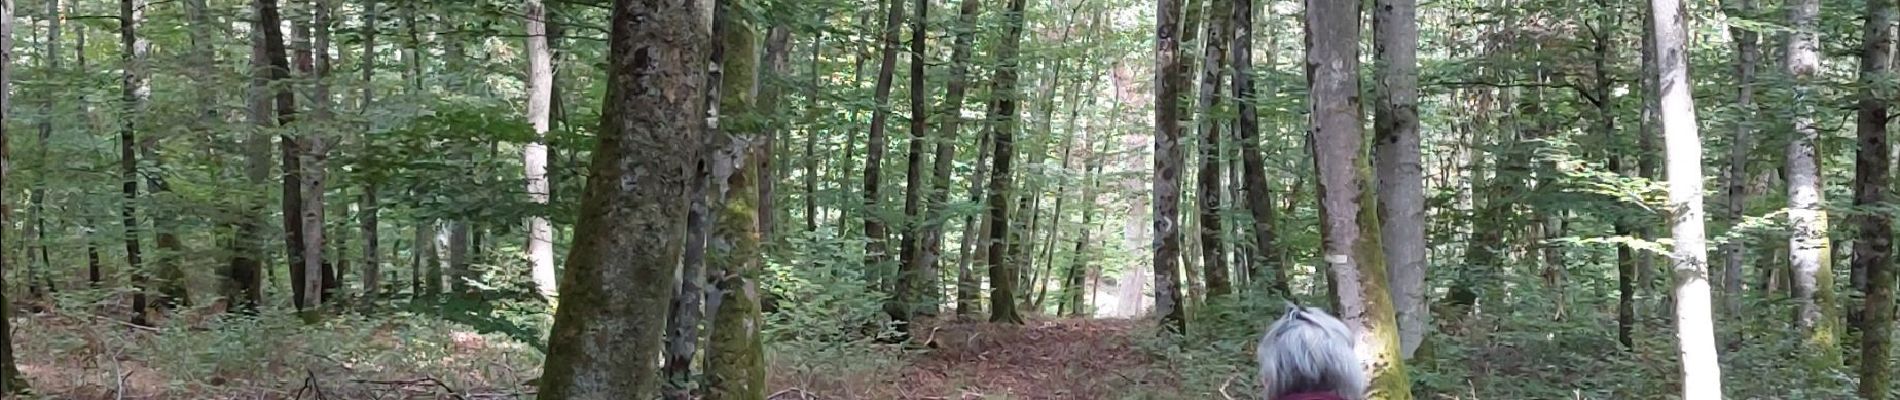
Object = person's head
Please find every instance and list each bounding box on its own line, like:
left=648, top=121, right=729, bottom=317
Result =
left=1257, top=303, right=1366, bottom=400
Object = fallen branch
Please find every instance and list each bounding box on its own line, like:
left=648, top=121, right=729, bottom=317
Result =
left=294, top=370, right=329, bottom=400
left=351, top=376, right=466, bottom=399
left=1218, top=374, right=1238, bottom=400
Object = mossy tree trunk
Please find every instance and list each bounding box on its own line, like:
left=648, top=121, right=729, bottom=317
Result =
left=1306, top=0, right=1411, bottom=397
left=984, top=0, right=1029, bottom=325
left=892, top=0, right=930, bottom=328
left=1782, top=0, right=1840, bottom=367
left=534, top=0, right=710, bottom=397
left=704, top=2, right=766, bottom=397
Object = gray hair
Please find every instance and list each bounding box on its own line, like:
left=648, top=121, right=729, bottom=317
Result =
left=1257, top=303, right=1367, bottom=400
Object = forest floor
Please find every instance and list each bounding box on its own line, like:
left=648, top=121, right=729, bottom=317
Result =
left=768, top=318, right=1188, bottom=400
left=10, top=305, right=1185, bottom=400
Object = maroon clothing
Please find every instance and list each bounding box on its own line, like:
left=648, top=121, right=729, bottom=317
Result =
left=1276, top=393, right=1348, bottom=400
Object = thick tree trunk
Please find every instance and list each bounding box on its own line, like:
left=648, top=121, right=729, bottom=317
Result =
left=524, top=0, right=557, bottom=301
left=0, top=0, right=25, bottom=390
left=892, top=0, right=930, bottom=326
left=984, top=0, right=1030, bottom=325
left=1307, top=0, right=1411, bottom=396
left=1783, top=0, right=1839, bottom=366
left=1373, top=0, right=1424, bottom=360
left=1194, top=0, right=1231, bottom=299
left=863, top=0, right=906, bottom=283
left=665, top=11, right=722, bottom=395
left=1721, top=0, right=1759, bottom=319
left=1651, top=0, right=1725, bottom=396
left=536, top=0, right=708, bottom=397
left=703, top=5, right=768, bottom=398
left=121, top=0, right=152, bottom=326
left=1153, top=0, right=1189, bottom=333
left=703, top=3, right=766, bottom=397
left=1854, top=0, right=1896, bottom=395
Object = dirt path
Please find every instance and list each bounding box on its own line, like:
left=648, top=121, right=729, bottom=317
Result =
left=874, top=318, right=1169, bottom=399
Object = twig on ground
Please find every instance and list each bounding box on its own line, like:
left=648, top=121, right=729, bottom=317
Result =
left=352, top=376, right=469, bottom=399
left=293, top=369, right=330, bottom=400
left=1218, top=374, right=1238, bottom=400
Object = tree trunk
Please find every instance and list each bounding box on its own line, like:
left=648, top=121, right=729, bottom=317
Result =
left=1637, top=2, right=1661, bottom=313
left=892, top=0, right=930, bottom=327
left=1062, top=131, right=1109, bottom=317
left=121, top=0, right=152, bottom=326
left=956, top=128, right=994, bottom=317
left=300, top=0, right=334, bottom=312
left=704, top=3, right=767, bottom=397
left=536, top=0, right=708, bottom=396
left=921, top=0, right=981, bottom=320
left=1373, top=0, right=1424, bottom=360
left=1651, top=0, right=1725, bottom=396
left=228, top=0, right=276, bottom=312
left=1593, top=3, right=1632, bottom=349
left=1307, top=0, right=1411, bottom=396
left=801, top=22, right=824, bottom=234
left=359, top=0, right=381, bottom=308
left=863, top=0, right=905, bottom=283
left=1194, top=0, right=1231, bottom=299
left=760, top=25, right=789, bottom=247
left=1233, top=0, right=1284, bottom=296
left=1854, top=0, right=1896, bottom=395
left=1153, top=0, right=1189, bottom=333
left=260, top=0, right=308, bottom=311
left=665, top=10, right=722, bottom=394
left=0, top=0, right=26, bottom=389
left=29, top=0, right=63, bottom=302
left=984, top=0, right=1029, bottom=325
left=1719, top=0, right=1759, bottom=320
left=523, top=0, right=557, bottom=301
left=1784, top=0, right=1839, bottom=366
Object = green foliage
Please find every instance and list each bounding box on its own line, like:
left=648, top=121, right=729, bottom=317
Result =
left=764, top=231, right=898, bottom=342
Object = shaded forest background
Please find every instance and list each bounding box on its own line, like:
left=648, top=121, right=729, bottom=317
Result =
left=0, top=0, right=1894, bottom=398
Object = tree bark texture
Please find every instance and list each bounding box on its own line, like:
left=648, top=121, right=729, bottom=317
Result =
left=1153, top=0, right=1189, bottom=334
left=1855, top=0, right=1896, bottom=395
left=535, top=0, right=709, bottom=397
left=1652, top=0, right=1726, bottom=396
left=1307, top=0, right=1412, bottom=396
left=1783, top=0, right=1839, bottom=366
left=984, top=0, right=1030, bottom=325
left=1194, top=0, right=1231, bottom=299
left=1373, top=0, right=1425, bottom=360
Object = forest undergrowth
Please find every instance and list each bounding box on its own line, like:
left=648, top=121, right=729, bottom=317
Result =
left=7, top=287, right=1884, bottom=400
